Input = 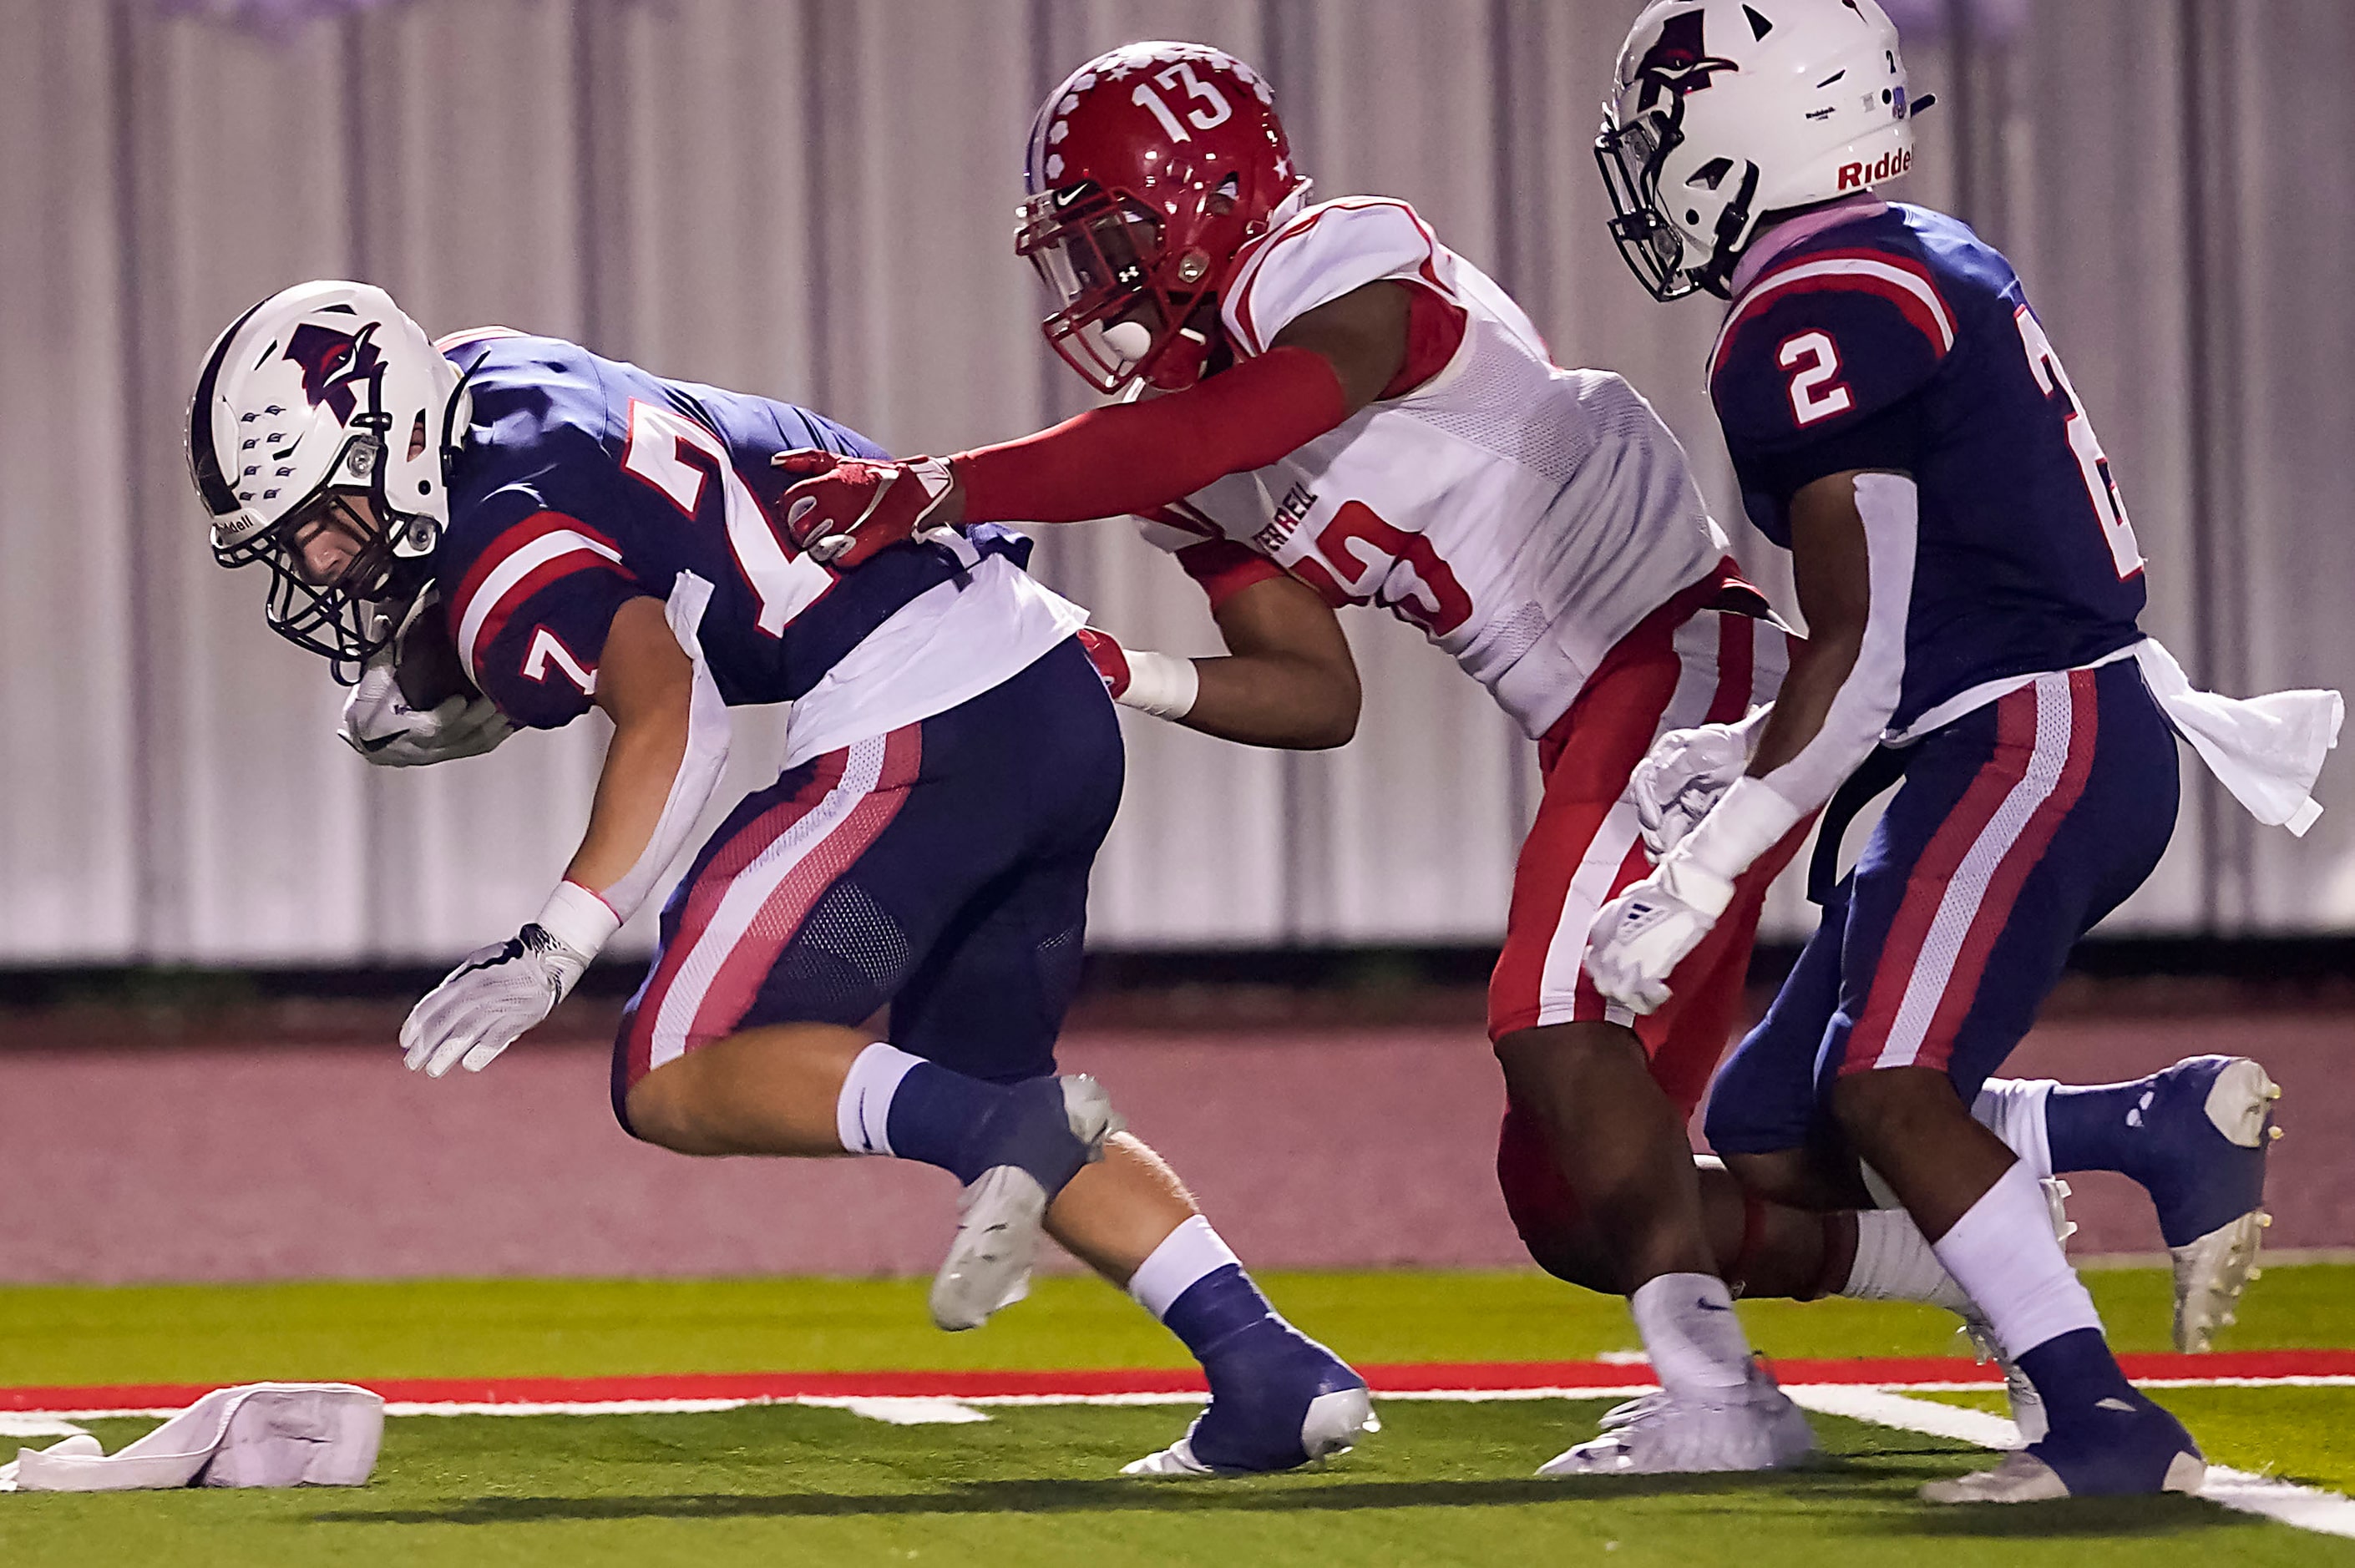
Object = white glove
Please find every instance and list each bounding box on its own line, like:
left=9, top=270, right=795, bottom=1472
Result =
left=1584, top=857, right=1733, bottom=1016
left=339, top=651, right=512, bottom=768
left=401, top=883, right=617, bottom=1077
left=1632, top=707, right=1771, bottom=859
left=400, top=927, right=590, bottom=1077
left=1587, top=774, right=1805, bottom=1015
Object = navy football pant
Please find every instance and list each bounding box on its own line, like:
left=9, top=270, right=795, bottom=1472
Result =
left=612, top=638, right=1122, bottom=1134
left=1705, top=660, right=2178, bottom=1157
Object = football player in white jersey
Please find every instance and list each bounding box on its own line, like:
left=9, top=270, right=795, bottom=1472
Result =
left=780, top=38, right=2299, bottom=1477
left=777, top=39, right=1892, bottom=1475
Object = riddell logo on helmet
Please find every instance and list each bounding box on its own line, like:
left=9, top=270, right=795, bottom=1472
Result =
left=1838, top=147, right=1914, bottom=191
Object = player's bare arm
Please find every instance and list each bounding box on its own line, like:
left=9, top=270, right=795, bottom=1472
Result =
left=1183, top=573, right=1361, bottom=750
left=565, top=596, right=693, bottom=891
left=1264, top=281, right=1411, bottom=414
left=1749, top=469, right=1882, bottom=777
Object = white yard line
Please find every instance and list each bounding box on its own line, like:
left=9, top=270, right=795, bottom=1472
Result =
left=13, top=1376, right=2355, bottom=1539
left=1790, top=1383, right=2355, bottom=1540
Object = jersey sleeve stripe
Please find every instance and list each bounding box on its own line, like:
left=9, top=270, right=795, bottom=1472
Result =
left=433, top=326, right=526, bottom=352
left=1223, top=197, right=1446, bottom=358
left=1709, top=254, right=1957, bottom=383
left=452, top=513, right=630, bottom=682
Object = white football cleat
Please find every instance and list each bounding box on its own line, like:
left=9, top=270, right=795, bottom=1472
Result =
left=2165, top=1059, right=2281, bottom=1353
left=928, top=1075, right=1122, bottom=1333
left=1922, top=1442, right=2206, bottom=1504
left=1121, top=1388, right=1380, bottom=1479
left=1537, top=1365, right=1814, bottom=1476
left=1958, top=1312, right=2047, bottom=1446
left=2174, top=1209, right=2271, bottom=1355
left=1921, top=1449, right=2074, bottom=1504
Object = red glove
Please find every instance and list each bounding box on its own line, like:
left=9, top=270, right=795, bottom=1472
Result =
left=1075, top=626, right=1132, bottom=700
left=770, top=450, right=961, bottom=569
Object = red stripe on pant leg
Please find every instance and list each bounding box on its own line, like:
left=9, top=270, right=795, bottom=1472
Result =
left=1703, top=610, right=1755, bottom=726
left=625, top=748, right=853, bottom=1077
left=1491, top=627, right=1688, bottom=1039
left=1840, top=687, right=2040, bottom=1075
left=1567, top=836, right=1658, bottom=1021
left=1911, top=671, right=2100, bottom=1075
left=685, top=727, right=923, bottom=1050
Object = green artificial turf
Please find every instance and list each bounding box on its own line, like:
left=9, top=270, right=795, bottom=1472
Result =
left=5, top=1400, right=2346, bottom=1568
left=4, top=1263, right=2346, bottom=1390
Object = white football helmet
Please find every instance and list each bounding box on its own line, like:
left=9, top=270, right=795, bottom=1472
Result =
left=188, top=281, right=470, bottom=679
left=1597, top=0, right=1927, bottom=300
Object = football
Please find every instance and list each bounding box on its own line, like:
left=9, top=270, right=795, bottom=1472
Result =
left=392, top=594, right=480, bottom=708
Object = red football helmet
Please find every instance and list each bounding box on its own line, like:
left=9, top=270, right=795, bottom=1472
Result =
left=1018, top=42, right=1310, bottom=394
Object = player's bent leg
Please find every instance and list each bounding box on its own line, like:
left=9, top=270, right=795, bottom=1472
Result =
left=1974, top=1058, right=2281, bottom=1352
left=622, top=1022, right=870, bottom=1156
left=1830, top=1068, right=2202, bottom=1502
left=1495, top=1021, right=1716, bottom=1292
left=1042, top=1135, right=1374, bottom=1478
left=628, top=1024, right=1122, bottom=1330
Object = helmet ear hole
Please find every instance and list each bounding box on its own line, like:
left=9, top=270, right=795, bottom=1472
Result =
left=408, top=412, right=428, bottom=461
left=1688, top=157, right=1735, bottom=191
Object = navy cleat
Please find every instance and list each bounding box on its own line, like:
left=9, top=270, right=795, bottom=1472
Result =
left=1922, top=1388, right=2205, bottom=1504
left=2128, top=1057, right=2281, bottom=1352
left=1124, top=1314, right=1377, bottom=1478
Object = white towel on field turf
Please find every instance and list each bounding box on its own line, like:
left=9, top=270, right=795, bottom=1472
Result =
left=2, top=1383, right=383, bottom=1491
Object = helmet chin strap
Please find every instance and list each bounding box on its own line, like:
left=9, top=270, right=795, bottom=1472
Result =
left=1695, top=163, right=1762, bottom=300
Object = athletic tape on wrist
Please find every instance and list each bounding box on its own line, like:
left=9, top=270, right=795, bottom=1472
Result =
left=534, top=879, right=621, bottom=959
left=1665, top=776, right=1804, bottom=914
left=1116, top=649, right=1199, bottom=720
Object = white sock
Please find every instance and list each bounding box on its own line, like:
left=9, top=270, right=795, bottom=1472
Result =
left=1972, top=1078, right=2057, bottom=1180
left=1928, top=1159, right=2102, bottom=1359
left=1841, top=1210, right=1971, bottom=1313
left=833, top=1041, right=922, bottom=1156
left=1126, top=1215, right=1240, bottom=1320
left=1630, top=1272, right=1752, bottom=1396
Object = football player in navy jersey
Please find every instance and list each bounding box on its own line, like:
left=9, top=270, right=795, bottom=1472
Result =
left=1589, top=0, right=2337, bottom=1505
left=188, top=281, right=1375, bottom=1478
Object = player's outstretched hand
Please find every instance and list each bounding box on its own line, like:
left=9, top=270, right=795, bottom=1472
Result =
left=1583, top=858, right=1732, bottom=1015
left=339, top=650, right=512, bottom=767
left=1631, top=717, right=1759, bottom=859
left=772, top=450, right=960, bottom=569
left=400, top=925, right=594, bottom=1078
left=1076, top=627, right=1135, bottom=699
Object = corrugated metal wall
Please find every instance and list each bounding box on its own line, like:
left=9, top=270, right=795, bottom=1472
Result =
left=1, top=0, right=2348, bottom=964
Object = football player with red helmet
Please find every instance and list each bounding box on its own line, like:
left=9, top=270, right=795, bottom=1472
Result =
left=782, top=39, right=1878, bottom=1477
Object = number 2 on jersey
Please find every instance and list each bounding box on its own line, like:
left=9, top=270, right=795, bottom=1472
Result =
left=1778, top=331, right=1855, bottom=426
left=2014, top=305, right=2144, bottom=579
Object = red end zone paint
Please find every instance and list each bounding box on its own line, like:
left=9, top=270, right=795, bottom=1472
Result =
left=8, top=1350, right=2354, bottom=1414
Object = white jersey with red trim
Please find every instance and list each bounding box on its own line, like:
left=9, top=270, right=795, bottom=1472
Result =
left=1141, top=196, right=1730, bottom=738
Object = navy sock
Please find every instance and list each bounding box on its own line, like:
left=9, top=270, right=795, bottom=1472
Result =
left=1162, top=1264, right=1279, bottom=1365
left=2018, top=1326, right=2138, bottom=1429
left=882, top=1064, right=1085, bottom=1192
left=2044, top=1078, right=2160, bottom=1184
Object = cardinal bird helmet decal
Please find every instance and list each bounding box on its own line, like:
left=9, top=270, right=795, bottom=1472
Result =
left=1631, top=11, right=1741, bottom=112
left=283, top=320, right=386, bottom=425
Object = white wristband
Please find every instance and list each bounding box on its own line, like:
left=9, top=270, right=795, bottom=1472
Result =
left=534, top=879, right=622, bottom=959
left=1663, top=776, right=1806, bottom=918
left=1116, top=649, right=1199, bottom=720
